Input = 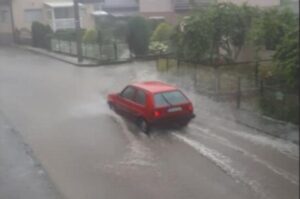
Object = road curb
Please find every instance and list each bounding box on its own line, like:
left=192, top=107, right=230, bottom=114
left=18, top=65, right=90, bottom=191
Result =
left=17, top=45, right=132, bottom=67
left=0, top=110, right=64, bottom=199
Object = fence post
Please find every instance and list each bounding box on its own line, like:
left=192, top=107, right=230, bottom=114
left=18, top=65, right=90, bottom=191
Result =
left=193, top=64, right=198, bottom=88
left=98, top=44, right=102, bottom=60
left=214, top=66, right=220, bottom=101
left=69, top=39, right=72, bottom=54
left=255, top=61, right=259, bottom=87
left=260, top=79, right=264, bottom=97
left=177, top=58, right=180, bottom=67
left=113, top=42, right=118, bottom=60
left=58, top=39, right=61, bottom=52
left=236, top=77, right=241, bottom=109
left=166, top=57, right=169, bottom=69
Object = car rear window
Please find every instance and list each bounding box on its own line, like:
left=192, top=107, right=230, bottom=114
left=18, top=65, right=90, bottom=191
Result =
left=154, top=90, right=189, bottom=107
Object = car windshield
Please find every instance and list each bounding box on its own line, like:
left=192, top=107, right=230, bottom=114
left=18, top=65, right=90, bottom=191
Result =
left=154, top=90, right=189, bottom=107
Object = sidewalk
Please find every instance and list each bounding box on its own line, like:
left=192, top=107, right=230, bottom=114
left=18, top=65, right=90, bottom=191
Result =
left=18, top=45, right=99, bottom=66
left=235, top=109, right=299, bottom=144
left=0, top=112, right=63, bottom=199
left=18, top=45, right=133, bottom=67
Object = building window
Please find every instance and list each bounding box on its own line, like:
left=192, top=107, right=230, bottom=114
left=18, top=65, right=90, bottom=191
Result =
left=54, top=7, right=74, bottom=19
left=24, top=9, right=42, bottom=23
left=0, top=10, right=9, bottom=23
left=94, top=3, right=103, bottom=11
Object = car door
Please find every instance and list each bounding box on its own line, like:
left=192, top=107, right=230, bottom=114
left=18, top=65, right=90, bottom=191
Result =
left=116, top=86, right=137, bottom=117
left=131, top=88, right=147, bottom=119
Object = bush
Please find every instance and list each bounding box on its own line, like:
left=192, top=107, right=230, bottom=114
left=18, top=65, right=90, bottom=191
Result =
left=83, top=29, right=97, bottom=43
left=250, top=7, right=297, bottom=51
left=53, top=29, right=86, bottom=40
left=31, top=22, right=53, bottom=49
left=151, top=22, right=173, bottom=42
left=127, top=16, right=150, bottom=56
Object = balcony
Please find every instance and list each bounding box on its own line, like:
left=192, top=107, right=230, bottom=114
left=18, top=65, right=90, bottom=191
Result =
left=173, top=0, right=212, bottom=11
left=54, top=18, right=75, bottom=30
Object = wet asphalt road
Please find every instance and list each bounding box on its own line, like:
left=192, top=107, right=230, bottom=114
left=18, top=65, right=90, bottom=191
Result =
left=0, top=47, right=298, bottom=199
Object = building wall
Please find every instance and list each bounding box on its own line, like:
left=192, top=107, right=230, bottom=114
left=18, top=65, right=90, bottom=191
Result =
left=218, top=0, right=280, bottom=7
left=139, top=0, right=173, bottom=12
left=0, top=2, right=13, bottom=44
left=11, top=0, right=93, bottom=32
left=139, top=0, right=177, bottom=24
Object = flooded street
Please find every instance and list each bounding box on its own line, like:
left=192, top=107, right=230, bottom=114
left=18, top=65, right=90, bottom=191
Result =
left=0, top=47, right=298, bottom=199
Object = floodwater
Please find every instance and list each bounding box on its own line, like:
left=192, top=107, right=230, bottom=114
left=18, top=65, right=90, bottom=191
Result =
left=0, top=47, right=298, bottom=199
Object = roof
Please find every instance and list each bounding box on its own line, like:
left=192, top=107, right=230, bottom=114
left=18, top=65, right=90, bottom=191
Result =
left=131, top=81, right=177, bottom=93
left=92, top=10, right=109, bottom=16
left=103, top=0, right=138, bottom=8
left=44, top=2, right=84, bottom=8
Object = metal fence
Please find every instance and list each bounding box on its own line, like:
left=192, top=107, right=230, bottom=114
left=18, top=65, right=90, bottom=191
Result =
left=156, top=57, right=299, bottom=124
left=50, top=38, right=131, bottom=62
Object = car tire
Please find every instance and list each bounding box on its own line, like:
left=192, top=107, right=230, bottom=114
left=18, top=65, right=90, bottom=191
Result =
left=108, top=102, right=116, bottom=112
left=178, top=121, right=189, bottom=129
left=138, top=118, right=150, bottom=134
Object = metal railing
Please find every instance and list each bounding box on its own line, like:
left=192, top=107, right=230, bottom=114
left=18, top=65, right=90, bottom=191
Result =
left=156, top=56, right=298, bottom=124
left=50, top=38, right=131, bottom=62
left=55, top=19, right=75, bottom=30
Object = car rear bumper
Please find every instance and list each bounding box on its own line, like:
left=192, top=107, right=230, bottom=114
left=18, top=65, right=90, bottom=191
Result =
left=150, top=113, right=196, bottom=126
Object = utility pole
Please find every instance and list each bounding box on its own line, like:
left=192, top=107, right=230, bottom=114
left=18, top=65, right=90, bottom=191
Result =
left=73, top=0, right=83, bottom=62
left=9, top=0, right=16, bottom=43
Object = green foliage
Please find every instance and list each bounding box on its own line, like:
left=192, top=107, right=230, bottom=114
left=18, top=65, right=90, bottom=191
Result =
left=273, top=28, right=299, bottom=88
left=127, top=16, right=150, bottom=56
left=31, top=22, right=53, bottom=49
left=250, top=7, right=297, bottom=50
left=53, top=29, right=85, bottom=40
left=173, top=3, right=256, bottom=64
left=151, top=23, right=173, bottom=42
left=83, top=29, right=97, bottom=43
left=95, top=17, right=128, bottom=43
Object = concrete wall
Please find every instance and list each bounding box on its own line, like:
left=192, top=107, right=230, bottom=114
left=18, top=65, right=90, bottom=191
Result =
left=140, top=0, right=173, bottom=12
left=139, top=0, right=178, bottom=24
left=11, top=0, right=93, bottom=32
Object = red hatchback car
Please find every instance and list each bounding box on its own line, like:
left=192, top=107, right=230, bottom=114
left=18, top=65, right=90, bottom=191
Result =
left=107, top=81, right=195, bottom=133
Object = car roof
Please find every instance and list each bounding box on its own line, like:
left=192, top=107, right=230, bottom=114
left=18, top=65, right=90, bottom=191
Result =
left=131, top=81, right=177, bottom=93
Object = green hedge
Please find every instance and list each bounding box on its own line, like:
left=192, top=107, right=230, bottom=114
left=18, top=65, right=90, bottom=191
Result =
left=31, top=22, right=53, bottom=49
left=127, top=16, right=150, bottom=56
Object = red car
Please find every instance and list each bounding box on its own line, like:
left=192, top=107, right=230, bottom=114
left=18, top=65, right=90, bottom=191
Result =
left=107, top=81, right=195, bottom=133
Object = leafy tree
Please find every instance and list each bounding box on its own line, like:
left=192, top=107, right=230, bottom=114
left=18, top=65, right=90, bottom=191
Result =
left=31, top=22, right=53, bottom=49
left=273, top=28, right=299, bottom=88
left=173, top=3, right=257, bottom=64
left=250, top=7, right=297, bottom=51
left=127, top=16, right=150, bottom=56
left=151, top=22, right=173, bottom=42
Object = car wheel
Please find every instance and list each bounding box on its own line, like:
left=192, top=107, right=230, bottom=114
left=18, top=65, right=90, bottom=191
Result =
left=108, top=102, right=116, bottom=112
left=178, top=121, right=189, bottom=129
left=138, top=118, right=150, bottom=134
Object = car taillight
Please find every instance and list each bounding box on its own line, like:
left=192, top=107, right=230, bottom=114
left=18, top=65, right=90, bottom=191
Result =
left=154, top=110, right=161, bottom=117
left=187, top=104, right=193, bottom=111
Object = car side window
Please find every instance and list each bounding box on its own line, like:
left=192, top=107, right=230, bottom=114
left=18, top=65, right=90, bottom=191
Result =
left=120, top=86, right=136, bottom=101
left=134, top=89, right=146, bottom=106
